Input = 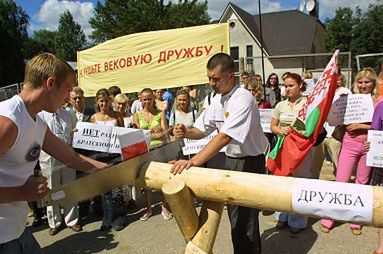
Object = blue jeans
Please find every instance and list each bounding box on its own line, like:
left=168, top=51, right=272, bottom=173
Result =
left=0, top=228, right=41, bottom=254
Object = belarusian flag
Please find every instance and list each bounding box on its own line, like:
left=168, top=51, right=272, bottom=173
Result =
left=267, top=50, right=339, bottom=176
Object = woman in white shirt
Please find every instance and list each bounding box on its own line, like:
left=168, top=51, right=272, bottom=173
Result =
left=169, top=89, right=198, bottom=129
left=91, top=89, right=126, bottom=232
left=114, top=93, right=134, bottom=128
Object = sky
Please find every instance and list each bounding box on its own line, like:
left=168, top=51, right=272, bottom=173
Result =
left=15, top=0, right=381, bottom=38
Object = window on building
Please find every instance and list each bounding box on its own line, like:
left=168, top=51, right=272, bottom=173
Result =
left=246, top=45, right=253, bottom=57
left=230, top=47, right=239, bottom=60
left=230, top=47, right=239, bottom=73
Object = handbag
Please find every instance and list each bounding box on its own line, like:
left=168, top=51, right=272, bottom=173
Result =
left=332, top=125, right=346, bottom=142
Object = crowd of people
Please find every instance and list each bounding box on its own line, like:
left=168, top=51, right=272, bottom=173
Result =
left=1, top=51, right=383, bottom=254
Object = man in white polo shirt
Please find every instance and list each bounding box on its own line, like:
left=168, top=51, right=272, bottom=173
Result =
left=172, top=53, right=268, bottom=254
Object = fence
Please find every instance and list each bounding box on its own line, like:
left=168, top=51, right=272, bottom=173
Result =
left=0, top=83, right=22, bottom=102
left=234, top=52, right=352, bottom=89
left=355, top=53, right=383, bottom=72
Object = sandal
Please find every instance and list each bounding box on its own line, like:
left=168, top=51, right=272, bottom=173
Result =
left=140, top=211, right=152, bottom=221
left=161, top=210, right=173, bottom=220
left=351, top=228, right=362, bottom=236
left=321, top=225, right=330, bottom=233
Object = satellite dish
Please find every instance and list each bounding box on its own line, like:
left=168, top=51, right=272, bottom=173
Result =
left=299, top=0, right=306, bottom=12
left=306, top=0, right=315, bottom=12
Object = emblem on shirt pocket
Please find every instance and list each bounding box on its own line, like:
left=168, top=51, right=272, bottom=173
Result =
left=25, top=142, right=41, bottom=162
left=225, top=112, right=229, bottom=118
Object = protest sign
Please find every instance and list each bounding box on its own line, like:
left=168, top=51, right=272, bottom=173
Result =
left=259, top=109, right=274, bottom=133
left=182, top=130, right=225, bottom=156
left=367, top=130, right=383, bottom=167
left=73, top=122, right=131, bottom=154
left=327, top=94, right=373, bottom=126
left=78, top=23, right=229, bottom=96
left=118, top=130, right=148, bottom=161
left=292, top=178, right=373, bottom=224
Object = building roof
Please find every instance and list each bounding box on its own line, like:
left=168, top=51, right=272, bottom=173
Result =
left=221, top=2, right=324, bottom=56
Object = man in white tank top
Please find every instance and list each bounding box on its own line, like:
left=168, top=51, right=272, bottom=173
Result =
left=0, top=53, right=107, bottom=253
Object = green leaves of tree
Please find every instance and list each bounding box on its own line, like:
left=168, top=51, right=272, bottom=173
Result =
left=0, top=0, right=29, bottom=86
left=89, top=0, right=210, bottom=43
left=325, top=4, right=383, bottom=55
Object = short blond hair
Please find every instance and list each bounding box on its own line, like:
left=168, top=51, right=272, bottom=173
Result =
left=24, top=52, right=74, bottom=89
left=353, top=68, right=378, bottom=101
left=114, top=93, right=129, bottom=104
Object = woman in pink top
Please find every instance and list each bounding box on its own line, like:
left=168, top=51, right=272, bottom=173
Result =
left=321, top=68, right=380, bottom=235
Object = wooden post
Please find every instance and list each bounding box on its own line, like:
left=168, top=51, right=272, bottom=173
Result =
left=162, top=178, right=199, bottom=242
left=185, top=201, right=224, bottom=254
left=137, top=161, right=383, bottom=228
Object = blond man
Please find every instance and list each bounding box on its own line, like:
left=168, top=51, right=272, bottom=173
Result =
left=0, top=53, right=106, bottom=253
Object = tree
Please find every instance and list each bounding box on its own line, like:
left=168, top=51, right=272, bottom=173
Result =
left=350, top=4, right=383, bottom=56
left=324, top=7, right=354, bottom=53
left=89, top=0, right=210, bottom=43
left=55, top=10, right=86, bottom=61
left=324, top=3, right=383, bottom=56
left=0, top=0, right=29, bottom=86
left=23, top=29, right=58, bottom=59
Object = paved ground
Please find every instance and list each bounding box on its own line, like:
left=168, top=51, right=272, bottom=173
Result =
left=30, top=163, right=379, bottom=254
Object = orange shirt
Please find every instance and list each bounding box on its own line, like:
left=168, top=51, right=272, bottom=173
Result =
left=379, top=82, right=383, bottom=96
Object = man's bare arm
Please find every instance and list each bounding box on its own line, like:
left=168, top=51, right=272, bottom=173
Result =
left=42, top=128, right=107, bottom=173
left=170, top=132, right=231, bottom=174
left=173, top=124, right=206, bottom=140
left=0, top=116, right=49, bottom=203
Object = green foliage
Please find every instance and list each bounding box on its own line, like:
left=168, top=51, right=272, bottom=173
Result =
left=350, top=4, right=383, bottom=56
left=23, top=29, right=58, bottom=59
left=325, top=3, right=383, bottom=55
left=55, top=10, right=86, bottom=61
left=0, top=0, right=29, bottom=86
left=89, top=0, right=210, bottom=43
left=324, top=7, right=354, bottom=52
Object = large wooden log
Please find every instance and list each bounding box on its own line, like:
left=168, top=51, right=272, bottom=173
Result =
left=137, top=162, right=383, bottom=228
left=187, top=201, right=224, bottom=254
left=162, top=178, right=199, bottom=242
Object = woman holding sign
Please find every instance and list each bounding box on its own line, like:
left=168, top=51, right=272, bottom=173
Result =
left=134, top=88, right=173, bottom=221
left=91, top=89, right=127, bottom=231
left=270, top=73, right=311, bottom=234
left=321, top=68, right=382, bottom=235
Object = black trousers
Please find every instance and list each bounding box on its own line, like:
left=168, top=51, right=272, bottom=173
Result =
left=225, top=154, right=265, bottom=254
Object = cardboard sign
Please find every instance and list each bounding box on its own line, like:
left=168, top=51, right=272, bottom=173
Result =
left=118, top=129, right=148, bottom=161
left=292, top=178, right=373, bottom=224
left=73, top=122, right=131, bottom=154
left=327, top=94, right=374, bottom=126
left=182, top=130, right=225, bottom=155
left=367, top=130, right=383, bottom=167
left=259, top=109, right=274, bottom=133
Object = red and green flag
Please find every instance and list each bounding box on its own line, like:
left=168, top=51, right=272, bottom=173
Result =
left=267, top=50, right=339, bottom=176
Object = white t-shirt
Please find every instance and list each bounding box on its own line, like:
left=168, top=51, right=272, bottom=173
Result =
left=194, top=85, right=268, bottom=157
left=0, top=95, right=47, bottom=244
left=130, top=100, right=143, bottom=114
